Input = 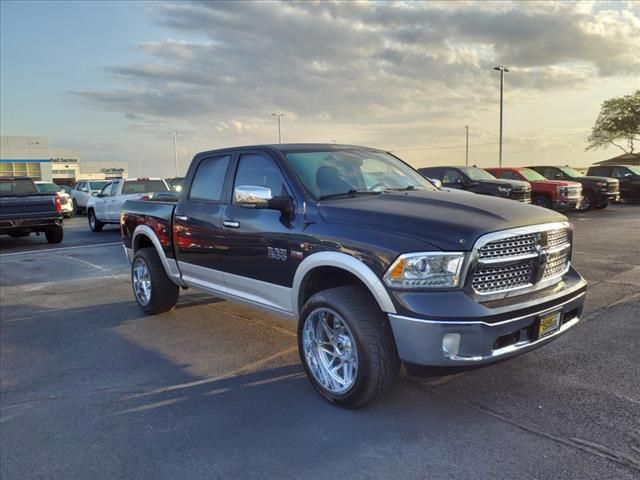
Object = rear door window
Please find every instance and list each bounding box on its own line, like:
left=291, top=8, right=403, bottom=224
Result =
left=500, top=171, right=521, bottom=181
left=121, top=180, right=168, bottom=194
left=189, top=155, right=231, bottom=202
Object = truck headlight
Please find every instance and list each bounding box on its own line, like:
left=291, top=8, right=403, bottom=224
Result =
left=384, top=252, right=466, bottom=289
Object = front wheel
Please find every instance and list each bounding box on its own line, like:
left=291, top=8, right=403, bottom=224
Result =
left=88, top=210, right=104, bottom=232
left=532, top=195, right=551, bottom=209
left=298, top=286, right=399, bottom=408
left=578, top=191, right=595, bottom=211
left=132, top=248, right=179, bottom=314
left=45, top=225, right=64, bottom=243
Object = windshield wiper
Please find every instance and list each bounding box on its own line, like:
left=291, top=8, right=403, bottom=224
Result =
left=385, top=185, right=419, bottom=191
left=319, top=189, right=380, bottom=200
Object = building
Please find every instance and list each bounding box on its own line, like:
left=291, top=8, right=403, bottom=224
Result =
left=1, top=135, right=127, bottom=184
left=593, top=152, right=640, bottom=166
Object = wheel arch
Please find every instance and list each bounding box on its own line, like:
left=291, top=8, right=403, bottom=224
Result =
left=292, top=252, right=396, bottom=319
left=132, top=225, right=184, bottom=287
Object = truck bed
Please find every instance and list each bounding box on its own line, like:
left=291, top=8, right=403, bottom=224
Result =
left=121, top=199, right=177, bottom=251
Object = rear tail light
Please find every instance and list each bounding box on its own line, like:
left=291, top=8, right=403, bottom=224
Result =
left=54, top=193, right=62, bottom=212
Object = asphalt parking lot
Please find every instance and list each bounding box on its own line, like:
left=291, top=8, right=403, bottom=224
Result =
left=1, top=206, right=639, bottom=480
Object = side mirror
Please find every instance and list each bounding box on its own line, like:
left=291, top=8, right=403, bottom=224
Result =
left=91, top=191, right=100, bottom=197
left=554, top=173, right=563, bottom=180
left=429, top=178, right=443, bottom=189
left=234, top=186, right=273, bottom=208
left=462, top=178, right=478, bottom=188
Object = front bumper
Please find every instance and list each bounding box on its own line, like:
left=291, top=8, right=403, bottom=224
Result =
left=388, top=272, right=587, bottom=366
left=552, top=197, right=581, bottom=211
left=596, top=191, right=620, bottom=204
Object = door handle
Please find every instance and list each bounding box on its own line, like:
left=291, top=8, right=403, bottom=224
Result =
left=175, top=215, right=189, bottom=222
left=223, top=220, right=240, bottom=228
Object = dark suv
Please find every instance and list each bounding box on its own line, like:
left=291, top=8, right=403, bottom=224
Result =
left=418, top=166, right=532, bottom=203
left=586, top=165, right=640, bottom=202
left=527, top=166, right=620, bottom=211
left=121, top=144, right=586, bottom=407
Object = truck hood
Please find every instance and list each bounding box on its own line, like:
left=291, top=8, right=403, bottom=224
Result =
left=317, top=189, right=565, bottom=251
left=498, top=179, right=531, bottom=190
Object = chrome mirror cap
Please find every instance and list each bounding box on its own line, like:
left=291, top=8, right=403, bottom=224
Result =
left=234, top=185, right=272, bottom=207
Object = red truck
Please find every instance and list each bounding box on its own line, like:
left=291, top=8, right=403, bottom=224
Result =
left=485, top=167, right=582, bottom=212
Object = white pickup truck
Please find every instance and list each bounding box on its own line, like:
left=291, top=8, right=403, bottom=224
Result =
left=87, top=178, right=170, bottom=232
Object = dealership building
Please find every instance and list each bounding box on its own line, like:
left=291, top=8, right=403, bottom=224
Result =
left=0, top=135, right=127, bottom=184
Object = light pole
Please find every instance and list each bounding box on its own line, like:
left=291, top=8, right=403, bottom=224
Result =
left=493, top=65, right=509, bottom=167
left=271, top=112, right=284, bottom=144
left=169, top=131, right=179, bottom=178
left=465, top=125, right=469, bottom=166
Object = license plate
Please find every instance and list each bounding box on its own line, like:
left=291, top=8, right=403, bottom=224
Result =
left=538, top=311, right=561, bottom=338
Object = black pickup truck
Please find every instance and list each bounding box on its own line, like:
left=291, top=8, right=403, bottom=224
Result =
left=121, top=144, right=587, bottom=407
left=586, top=164, right=640, bottom=202
left=418, top=166, right=532, bottom=203
left=0, top=176, right=64, bottom=243
left=527, top=166, right=620, bottom=211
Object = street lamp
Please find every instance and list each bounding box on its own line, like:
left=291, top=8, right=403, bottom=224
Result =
left=169, top=131, right=179, bottom=178
left=465, top=125, right=469, bottom=167
left=272, top=112, right=284, bottom=144
left=493, top=65, right=509, bottom=167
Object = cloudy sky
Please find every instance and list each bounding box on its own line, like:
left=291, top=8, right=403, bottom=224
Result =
left=1, top=1, right=639, bottom=176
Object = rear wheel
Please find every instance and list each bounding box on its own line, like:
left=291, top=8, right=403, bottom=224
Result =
left=88, top=209, right=104, bottom=232
left=45, top=225, right=64, bottom=243
left=578, top=191, right=595, bottom=211
left=532, top=195, right=551, bottom=209
left=132, top=247, right=179, bottom=314
left=298, top=286, right=399, bottom=408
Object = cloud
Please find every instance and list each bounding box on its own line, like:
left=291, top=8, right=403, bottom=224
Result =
left=74, top=1, right=640, bottom=148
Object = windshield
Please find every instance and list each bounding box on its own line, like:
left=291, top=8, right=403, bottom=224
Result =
left=559, top=167, right=583, bottom=178
left=89, top=181, right=109, bottom=190
left=519, top=168, right=546, bottom=181
left=35, top=182, right=62, bottom=193
left=626, top=165, right=640, bottom=175
left=122, top=180, right=169, bottom=195
left=284, top=149, right=437, bottom=199
left=459, top=167, right=497, bottom=181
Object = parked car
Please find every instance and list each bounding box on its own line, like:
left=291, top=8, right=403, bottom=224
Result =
left=586, top=164, right=640, bottom=202
left=71, top=180, right=110, bottom=213
left=0, top=176, right=64, bottom=243
left=121, top=144, right=586, bottom=407
left=57, top=184, right=73, bottom=196
left=418, top=166, right=532, bottom=203
left=34, top=181, right=73, bottom=218
left=485, top=167, right=582, bottom=212
left=87, top=177, right=170, bottom=232
left=527, top=166, right=619, bottom=211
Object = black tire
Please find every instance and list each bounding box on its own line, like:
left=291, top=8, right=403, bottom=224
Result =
left=532, top=195, right=551, bottom=209
left=88, top=209, right=104, bottom=232
left=578, top=191, right=595, bottom=211
left=45, top=225, right=64, bottom=244
left=72, top=199, right=78, bottom=215
left=298, top=286, right=400, bottom=408
left=131, top=247, right=179, bottom=315
left=594, top=202, right=609, bottom=210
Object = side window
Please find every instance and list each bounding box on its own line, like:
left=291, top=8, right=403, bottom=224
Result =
left=442, top=169, right=462, bottom=185
left=501, top=171, right=520, bottom=181
left=99, top=183, right=112, bottom=197
left=109, top=182, right=119, bottom=196
left=189, top=155, right=231, bottom=202
left=233, top=153, right=289, bottom=199
left=612, top=167, right=628, bottom=178
left=542, top=168, right=558, bottom=179
left=590, top=167, right=606, bottom=176
left=77, top=182, right=86, bottom=192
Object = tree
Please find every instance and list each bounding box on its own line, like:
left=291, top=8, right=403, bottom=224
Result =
left=586, top=90, right=640, bottom=154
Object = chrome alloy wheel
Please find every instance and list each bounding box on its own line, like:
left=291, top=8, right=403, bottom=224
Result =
left=302, top=308, right=359, bottom=394
left=132, top=257, right=152, bottom=306
left=579, top=193, right=591, bottom=211
left=89, top=213, right=96, bottom=229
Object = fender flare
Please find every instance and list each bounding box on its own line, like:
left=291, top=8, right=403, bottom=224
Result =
left=291, top=251, right=397, bottom=318
left=132, top=225, right=185, bottom=287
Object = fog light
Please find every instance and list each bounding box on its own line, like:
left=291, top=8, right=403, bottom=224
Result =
left=442, top=333, right=461, bottom=357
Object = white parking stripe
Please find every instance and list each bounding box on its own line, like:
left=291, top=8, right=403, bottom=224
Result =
left=0, top=242, right=122, bottom=257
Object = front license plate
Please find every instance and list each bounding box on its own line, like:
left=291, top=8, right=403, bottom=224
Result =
left=538, top=311, right=561, bottom=338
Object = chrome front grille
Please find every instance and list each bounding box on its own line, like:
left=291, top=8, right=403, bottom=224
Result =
left=472, top=261, right=534, bottom=293
left=471, top=223, right=571, bottom=295
left=510, top=189, right=532, bottom=203
left=478, top=233, right=536, bottom=259
left=607, top=182, right=619, bottom=193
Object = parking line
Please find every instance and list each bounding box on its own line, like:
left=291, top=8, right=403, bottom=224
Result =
left=0, top=242, right=122, bottom=257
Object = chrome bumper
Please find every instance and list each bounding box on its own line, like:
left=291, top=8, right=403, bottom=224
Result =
left=389, top=291, right=585, bottom=366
